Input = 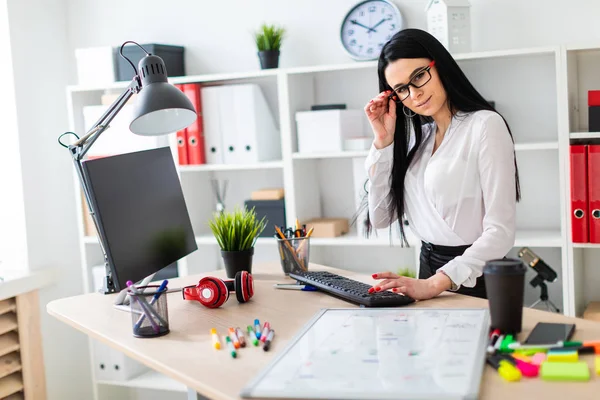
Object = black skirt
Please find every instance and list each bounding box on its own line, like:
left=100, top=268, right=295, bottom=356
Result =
left=419, top=241, right=487, bottom=299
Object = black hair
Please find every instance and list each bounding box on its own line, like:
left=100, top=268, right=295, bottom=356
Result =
left=357, top=28, right=521, bottom=246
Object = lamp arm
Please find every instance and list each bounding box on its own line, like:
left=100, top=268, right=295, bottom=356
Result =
left=68, top=76, right=141, bottom=293
left=72, top=77, right=141, bottom=161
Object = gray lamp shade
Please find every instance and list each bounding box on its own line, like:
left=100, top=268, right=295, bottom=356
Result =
left=129, top=54, right=197, bottom=136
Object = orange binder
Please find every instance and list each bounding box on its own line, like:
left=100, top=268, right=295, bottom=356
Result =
left=182, top=83, right=206, bottom=165
left=174, top=84, right=188, bottom=165
left=570, top=145, right=589, bottom=243
left=588, top=145, right=600, bottom=243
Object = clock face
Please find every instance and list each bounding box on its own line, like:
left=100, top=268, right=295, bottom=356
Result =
left=340, top=0, right=403, bottom=61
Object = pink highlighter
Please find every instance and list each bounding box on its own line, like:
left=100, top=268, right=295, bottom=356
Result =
left=502, top=354, right=539, bottom=377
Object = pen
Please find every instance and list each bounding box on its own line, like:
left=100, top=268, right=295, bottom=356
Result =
left=263, top=329, right=275, bottom=351
left=273, top=283, right=317, bottom=291
left=211, top=328, right=221, bottom=350
left=247, top=325, right=259, bottom=346
left=487, top=329, right=500, bottom=354
left=236, top=327, right=247, bottom=348
left=225, top=336, right=237, bottom=359
left=127, top=281, right=161, bottom=333
left=134, top=279, right=168, bottom=330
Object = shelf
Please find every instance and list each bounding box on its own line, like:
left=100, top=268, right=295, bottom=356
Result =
left=514, top=142, right=559, bottom=151
left=514, top=230, right=563, bottom=247
left=178, top=161, right=283, bottom=172
left=96, top=369, right=186, bottom=392
left=570, top=132, right=600, bottom=139
left=0, top=373, right=24, bottom=399
left=195, top=235, right=275, bottom=246
left=0, top=353, right=21, bottom=380
left=0, top=314, right=17, bottom=336
left=572, top=243, right=600, bottom=248
left=292, top=151, right=369, bottom=160
left=0, top=333, right=19, bottom=358
left=0, top=300, right=16, bottom=316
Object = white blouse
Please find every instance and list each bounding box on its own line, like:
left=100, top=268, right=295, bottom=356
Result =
left=365, top=110, right=517, bottom=288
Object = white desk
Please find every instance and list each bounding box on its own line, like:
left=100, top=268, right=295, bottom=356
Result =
left=47, top=262, right=600, bottom=399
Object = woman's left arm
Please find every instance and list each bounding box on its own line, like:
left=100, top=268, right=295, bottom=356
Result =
left=437, top=113, right=517, bottom=289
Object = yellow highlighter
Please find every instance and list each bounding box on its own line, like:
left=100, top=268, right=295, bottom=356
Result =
left=210, top=328, right=221, bottom=350
left=487, top=354, right=521, bottom=382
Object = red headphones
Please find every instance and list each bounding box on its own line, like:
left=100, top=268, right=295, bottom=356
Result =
left=182, top=271, right=254, bottom=308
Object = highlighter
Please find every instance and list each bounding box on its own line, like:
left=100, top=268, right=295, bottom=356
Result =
left=499, top=354, right=539, bottom=377
left=229, top=327, right=240, bottom=349
left=254, top=319, right=262, bottom=339
left=236, top=327, right=247, bottom=348
left=486, top=354, right=521, bottom=382
left=260, top=322, right=271, bottom=343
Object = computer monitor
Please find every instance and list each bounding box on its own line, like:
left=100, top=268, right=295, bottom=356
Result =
left=81, top=146, right=197, bottom=292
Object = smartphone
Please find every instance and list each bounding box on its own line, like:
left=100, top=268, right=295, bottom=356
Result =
left=524, top=322, right=575, bottom=345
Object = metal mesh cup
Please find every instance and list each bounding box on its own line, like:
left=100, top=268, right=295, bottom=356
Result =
left=277, top=237, right=310, bottom=275
left=128, top=285, right=170, bottom=338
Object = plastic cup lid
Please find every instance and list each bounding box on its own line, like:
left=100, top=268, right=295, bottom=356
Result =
left=483, top=258, right=526, bottom=274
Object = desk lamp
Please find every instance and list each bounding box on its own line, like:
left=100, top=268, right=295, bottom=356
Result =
left=58, top=41, right=196, bottom=296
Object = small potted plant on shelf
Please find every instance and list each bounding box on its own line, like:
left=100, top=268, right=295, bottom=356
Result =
left=209, top=206, right=267, bottom=278
left=254, top=23, right=285, bottom=69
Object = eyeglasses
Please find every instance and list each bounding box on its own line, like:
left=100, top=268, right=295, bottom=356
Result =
left=390, top=60, right=436, bottom=102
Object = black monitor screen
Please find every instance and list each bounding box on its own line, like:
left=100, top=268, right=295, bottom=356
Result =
left=81, top=147, right=197, bottom=291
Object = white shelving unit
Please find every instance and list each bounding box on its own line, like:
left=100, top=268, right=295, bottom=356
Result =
left=66, top=44, right=600, bottom=397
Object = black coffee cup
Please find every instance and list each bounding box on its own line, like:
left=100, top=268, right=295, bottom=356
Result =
left=483, top=258, right=526, bottom=335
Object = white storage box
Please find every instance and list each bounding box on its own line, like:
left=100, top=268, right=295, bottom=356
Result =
left=296, top=110, right=364, bottom=153
left=75, top=46, right=116, bottom=85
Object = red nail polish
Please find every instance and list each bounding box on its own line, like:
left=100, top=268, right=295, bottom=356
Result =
left=372, top=274, right=377, bottom=278
left=375, top=286, right=381, bottom=291
left=392, top=288, right=397, bottom=292
left=368, top=288, right=374, bottom=293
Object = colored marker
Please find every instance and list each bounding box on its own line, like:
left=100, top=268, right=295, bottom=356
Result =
left=236, top=327, right=247, bottom=348
left=210, top=328, right=221, bottom=350
left=494, top=335, right=504, bottom=351
left=499, top=354, right=539, bottom=377
left=229, top=328, right=240, bottom=349
left=263, top=329, right=275, bottom=351
left=254, top=319, right=261, bottom=339
left=224, top=336, right=237, bottom=358
left=487, top=329, right=501, bottom=354
left=260, top=322, right=271, bottom=343
left=247, top=325, right=259, bottom=346
left=486, top=354, right=521, bottom=382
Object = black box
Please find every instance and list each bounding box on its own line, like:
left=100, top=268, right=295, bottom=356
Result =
left=114, top=43, right=185, bottom=81
left=590, top=106, right=600, bottom=132
left=244, top=199, right=286, bottom=238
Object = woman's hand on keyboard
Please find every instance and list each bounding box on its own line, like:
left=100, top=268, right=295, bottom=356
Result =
left=369, top=271, right=452, bottom=300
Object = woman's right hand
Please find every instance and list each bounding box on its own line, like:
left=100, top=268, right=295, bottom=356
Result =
left=364, top=90, right=396, bottom=149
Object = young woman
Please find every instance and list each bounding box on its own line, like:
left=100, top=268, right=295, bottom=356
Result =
left=364, top=28, right=520, bottom=300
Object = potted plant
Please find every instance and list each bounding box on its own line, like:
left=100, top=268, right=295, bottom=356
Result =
left=254, top=23, right=285, bottom=69
left=209, top=206, right=267, bottom=278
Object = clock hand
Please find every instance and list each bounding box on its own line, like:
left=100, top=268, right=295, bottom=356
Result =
left=369, top=18, right=388, bottom=32
left=350, top=20, right=374, bottom=32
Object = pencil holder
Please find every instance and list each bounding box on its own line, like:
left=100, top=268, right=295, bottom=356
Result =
left=128, top=285, right=170, bottom=338
left=277, top=237, right=310, bottom=275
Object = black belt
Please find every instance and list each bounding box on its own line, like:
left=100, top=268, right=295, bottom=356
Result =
left=421, top=241, right=471, bottom=256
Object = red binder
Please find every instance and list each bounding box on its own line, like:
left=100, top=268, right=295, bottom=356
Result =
left=570, top=145, right=589, bottom=243
left=174, top=84, right=188, bottom=165
left=182, top=83, right=206, bottom=165
left=588, top=145, right=600, bottom=243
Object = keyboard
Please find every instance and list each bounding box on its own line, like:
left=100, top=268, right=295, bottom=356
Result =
left=288, top=271, right=416, bottom=307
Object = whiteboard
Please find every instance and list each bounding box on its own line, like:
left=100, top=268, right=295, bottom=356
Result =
left=241, top=308, right=490, bottom=400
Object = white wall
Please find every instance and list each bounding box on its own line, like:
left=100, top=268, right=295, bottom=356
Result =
left=6, top=0, right=93, bottom=399
left=0, top=0, right=28, bottom=269
left=65, top=0, right=600, bottom=76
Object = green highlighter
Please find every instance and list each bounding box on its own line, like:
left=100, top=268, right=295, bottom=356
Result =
left=247, top=325, right=259, bottom=346
left=540, top=361, right=590, bottom=381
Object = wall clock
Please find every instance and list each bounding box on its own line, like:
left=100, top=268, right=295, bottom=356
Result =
left=340, top=0, right=403, bottom=61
